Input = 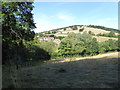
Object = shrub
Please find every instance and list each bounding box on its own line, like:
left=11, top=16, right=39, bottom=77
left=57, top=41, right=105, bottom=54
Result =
left=88, top=31, right=95, bottom=35
left=108, top=31, right=115, bottom=37
left=79, top=28, right=84, bottom=32
left=63, top=28, right=66, bottom=31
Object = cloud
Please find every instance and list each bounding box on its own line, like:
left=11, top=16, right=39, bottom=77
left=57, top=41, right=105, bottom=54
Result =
left=34, top=24, right=63, bottom=32
left=56, top=12, right=75, bottom=22
left=34, top=14, right=51, bottom=25
left=94, top=18, right=118, bottom=29
left=33, top=13, right=60, bottom=32
left=96, top=18, right=117, bottom=24
left=34, top=12, right=76, bottom=32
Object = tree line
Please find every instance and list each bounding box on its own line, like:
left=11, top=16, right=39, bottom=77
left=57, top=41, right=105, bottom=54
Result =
left=88, top=25, right=120, bottom=33
left=33, top=32, right=119, bottom=60
left=96, top=31, right=118, bottom=38
left=57, top=32, right=119, bottom=58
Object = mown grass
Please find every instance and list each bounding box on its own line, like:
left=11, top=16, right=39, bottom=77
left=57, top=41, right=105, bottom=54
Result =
left=2, top=52, right=119, bottom=88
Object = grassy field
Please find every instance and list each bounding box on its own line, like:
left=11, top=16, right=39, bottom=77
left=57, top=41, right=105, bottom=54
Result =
left=54, top=25, right=118, bottom=37
left=2, top=52, right=119, bottom=88
left=52, top=26, right=118, bottom=42
left=92, top=36, right=118, bottom=42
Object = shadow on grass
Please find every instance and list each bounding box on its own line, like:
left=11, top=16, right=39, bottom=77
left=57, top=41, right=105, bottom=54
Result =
left=2, top=45, right=51, bottom=88
left=2, top=57, right=119, bottom=88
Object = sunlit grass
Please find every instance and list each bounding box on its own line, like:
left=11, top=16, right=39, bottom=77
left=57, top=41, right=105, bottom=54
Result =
left=50, top=52, right=119, bottom=63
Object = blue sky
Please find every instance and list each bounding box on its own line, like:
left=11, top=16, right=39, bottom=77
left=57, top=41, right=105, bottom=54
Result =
left=32, top=2, right=118, bottom=33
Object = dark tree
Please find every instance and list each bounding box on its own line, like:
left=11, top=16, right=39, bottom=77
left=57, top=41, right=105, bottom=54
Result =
left=2, top=2, right=36, bottom=64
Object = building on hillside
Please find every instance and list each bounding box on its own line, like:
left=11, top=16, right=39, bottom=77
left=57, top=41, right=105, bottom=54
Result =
left=38, top=37, right=54, bottom=42
left=62, top=31, right=68, bottom=34
left=53, top=39, right=61, bottom=45
left=38, top=37, right=61, bottom=45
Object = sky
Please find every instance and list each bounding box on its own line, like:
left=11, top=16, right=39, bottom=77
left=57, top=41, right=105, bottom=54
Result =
left=32, top=2, right=118, bottom=33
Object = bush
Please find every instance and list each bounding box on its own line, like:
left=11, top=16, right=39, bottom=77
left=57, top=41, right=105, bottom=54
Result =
left=108, top=31, right=115, bottom=37
left=58, top=32, right=118, bottom=59
left=99, top=39, right=118, bottom=53
left=88, top=31, right=95, bottom=35
left=63, top=28, right=66, bottom=31
left=69, top=26, right=78, bottom=30
left=79, top=28, right=84, bottom=32
left=54, top=36, right=65, bottom=40
left=52, top=31, right=57, bottom=34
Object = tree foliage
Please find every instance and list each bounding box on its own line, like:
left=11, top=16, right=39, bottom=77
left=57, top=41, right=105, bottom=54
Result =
left=108, top=31, right=115, bottom=37
left=88, top=31, right=95, bottom=35
left=58, top=32, right=97, bottom=57
left=2, top=2, right=36, bottom=64
left=88, top=25, right=120, bottom=33
left=79, top=28, right=84, bottom=32
left=99, top=39, right=118, bottom=53
left=69, top=25, right=78, bottom=30
left=35, top=41, right=58, bottom=59
left=35, top=33, right=49, bottom=37
left=54, top=36, right=65, bottom=40
left=58, top=32, right=118, bottom=58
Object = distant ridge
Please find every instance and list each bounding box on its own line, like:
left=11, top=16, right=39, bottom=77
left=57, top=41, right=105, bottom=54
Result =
left=88, top=25, right=120, bottom=33
left=41, top=25, right=120, bottom=33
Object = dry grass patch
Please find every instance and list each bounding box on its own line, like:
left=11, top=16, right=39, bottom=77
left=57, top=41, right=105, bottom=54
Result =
left=3, top=52, right=119, bottom=88
left=92, top=36, right=118, bottom=42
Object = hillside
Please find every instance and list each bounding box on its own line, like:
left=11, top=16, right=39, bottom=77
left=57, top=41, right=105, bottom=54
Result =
left=92, top=36, right=118, bottom=42
left=42, top=25, right=119, bottom=35
left=40, top=25, right=119, bottom=42
left=3, top=52, right=119, bottom=88
left=88, top=25, right=120, bottom=33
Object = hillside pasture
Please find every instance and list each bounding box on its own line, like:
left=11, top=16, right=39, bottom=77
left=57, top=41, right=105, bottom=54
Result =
left=52, top=26, right=119, bottom=36
left=3, top=52, right=119, bottom=88
left=92, top=36, right=118, bottom=42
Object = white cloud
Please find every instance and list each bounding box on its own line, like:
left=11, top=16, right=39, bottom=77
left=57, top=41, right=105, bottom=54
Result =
left=94, top=18, right=118, bottom=29
left=33, top=13, right=59, bottom=32
left=96, top=18, right=117, bottom=24
left=34, top=24, right=63, bottom=32
left=34, top=12, right=76, bottom=32
left=34, top=14, right=51, bottom=25
left=56, top=12, right=75, bottom=22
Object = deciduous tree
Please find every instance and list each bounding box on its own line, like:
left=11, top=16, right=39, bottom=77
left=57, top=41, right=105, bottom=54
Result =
left=2, top=2, right=36, bottom=63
